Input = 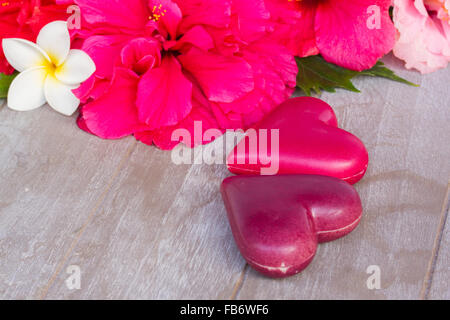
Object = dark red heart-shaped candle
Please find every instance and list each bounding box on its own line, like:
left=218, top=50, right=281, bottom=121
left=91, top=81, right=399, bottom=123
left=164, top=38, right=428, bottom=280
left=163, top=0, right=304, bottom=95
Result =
left=227, top=97, right=369, bottom=184
left=221, top=174, right=363, bottom=278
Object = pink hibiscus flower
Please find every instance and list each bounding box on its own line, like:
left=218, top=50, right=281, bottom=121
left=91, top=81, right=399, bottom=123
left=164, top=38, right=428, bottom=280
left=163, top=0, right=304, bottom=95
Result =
left=0, top=0, right=70, bottom=74
left=266, top=0, right=396, bottom=71
left=70, top=0, right=297, bottom=150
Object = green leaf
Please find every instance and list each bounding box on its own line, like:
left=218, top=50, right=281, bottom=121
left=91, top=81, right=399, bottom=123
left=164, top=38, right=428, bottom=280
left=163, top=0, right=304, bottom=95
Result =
left=295, top=55, right=418, bottom=96
left=359, top=61, right=419, bottom=87
left=296, top=56, right=359, bottom=96
left=0, top=72, right=17, bottom=99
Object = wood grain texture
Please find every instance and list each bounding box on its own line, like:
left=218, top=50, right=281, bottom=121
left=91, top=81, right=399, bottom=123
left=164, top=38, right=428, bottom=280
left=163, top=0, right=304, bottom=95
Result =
left=0, top=103, right=135, bottom=299
left=44, top=137, right=246, bottom=299
left=236, top=56, right=450, bottom=300
left=1, top=56, right=449, bottom=300
left=427, top=186, right=450, bottom=300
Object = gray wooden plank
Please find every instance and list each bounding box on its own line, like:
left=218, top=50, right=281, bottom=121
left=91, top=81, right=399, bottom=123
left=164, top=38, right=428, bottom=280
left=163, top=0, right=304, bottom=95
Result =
left=427, top=186, right=450, bottom=300
left=44, top=136, right=246, bottom=299
left=235, top=57, right=450, bottom=300
left=0, top=104, right=135, bottom=299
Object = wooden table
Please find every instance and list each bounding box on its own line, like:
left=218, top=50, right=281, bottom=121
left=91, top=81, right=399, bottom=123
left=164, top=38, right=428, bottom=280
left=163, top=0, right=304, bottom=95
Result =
left=0, top=55, right=449, bottom=300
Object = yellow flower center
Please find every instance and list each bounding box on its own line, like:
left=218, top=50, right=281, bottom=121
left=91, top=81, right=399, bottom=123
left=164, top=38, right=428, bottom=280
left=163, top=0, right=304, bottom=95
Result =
left=149, top=4, right=167, bottom=22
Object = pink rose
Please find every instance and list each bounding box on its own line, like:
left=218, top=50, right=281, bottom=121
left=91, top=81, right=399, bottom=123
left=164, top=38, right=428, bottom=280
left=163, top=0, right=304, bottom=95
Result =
left=393, top=0, right=450, bottom=73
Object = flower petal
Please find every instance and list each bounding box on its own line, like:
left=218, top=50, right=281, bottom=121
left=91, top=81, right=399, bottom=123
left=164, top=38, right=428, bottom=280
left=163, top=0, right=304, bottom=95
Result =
left=178, top=48, right=254, bottom=103
left=171, top=25, right=214, bottom=52
left=152, top=99, right=221, bottom=150
left=265, top=0, right=319, bottom=57
left=120, top=38, right=162, bottom=74
left=7, top=67, right=48, bottom=111
left=0, top=12, right=25, bottom=75
left=315, top=0, right=395, bottom=71
left=74, top=0, right=149, bottom=30
left=2, top=38, right=51, bottom=72
left=177, top=0, right=231, bottom=33
left=137, top=54, right=193, bottom=129
left=80, top=68, right=148, bottom=139
left=44, top=74, right=80, bottom=116
left=36, top=21, right=71, bottom=66
left=148, top=0, right=183, bottom=40
left=55, top=49, right=96, bottom=85
left=392, top=0, right=450, bottom=74
left=81, top=35, right=132, bottom=79
left=231, top=0, right=270, bottom=41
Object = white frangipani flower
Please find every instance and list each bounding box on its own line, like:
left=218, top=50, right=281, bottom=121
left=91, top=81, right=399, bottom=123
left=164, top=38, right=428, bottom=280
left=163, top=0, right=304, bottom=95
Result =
left=2, top=21, right=95, bottom=116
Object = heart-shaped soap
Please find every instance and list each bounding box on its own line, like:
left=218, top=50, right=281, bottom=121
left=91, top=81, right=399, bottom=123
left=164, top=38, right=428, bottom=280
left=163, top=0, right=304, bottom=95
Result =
left=227, top=97, right=369, bottom=184
left=221, top=174, right=363, bottom=278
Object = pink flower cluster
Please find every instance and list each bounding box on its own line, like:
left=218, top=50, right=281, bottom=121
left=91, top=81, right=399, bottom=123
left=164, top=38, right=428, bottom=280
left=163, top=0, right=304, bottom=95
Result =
left=1, top=0, right=446, bottom=150
left=68, top=0, right=298, bottom=150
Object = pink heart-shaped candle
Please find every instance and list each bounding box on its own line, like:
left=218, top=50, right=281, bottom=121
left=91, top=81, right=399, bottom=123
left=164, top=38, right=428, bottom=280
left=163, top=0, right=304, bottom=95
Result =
left=227, top=97, right=369, bottom=184
left=221, top=174, right=363, bottom=278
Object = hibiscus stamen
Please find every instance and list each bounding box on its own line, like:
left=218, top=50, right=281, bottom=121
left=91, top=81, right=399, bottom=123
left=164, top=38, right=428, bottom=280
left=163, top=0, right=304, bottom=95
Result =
left=149, top=4, right=167, bottom=22
left=0, top=0, right=23, bottom=13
